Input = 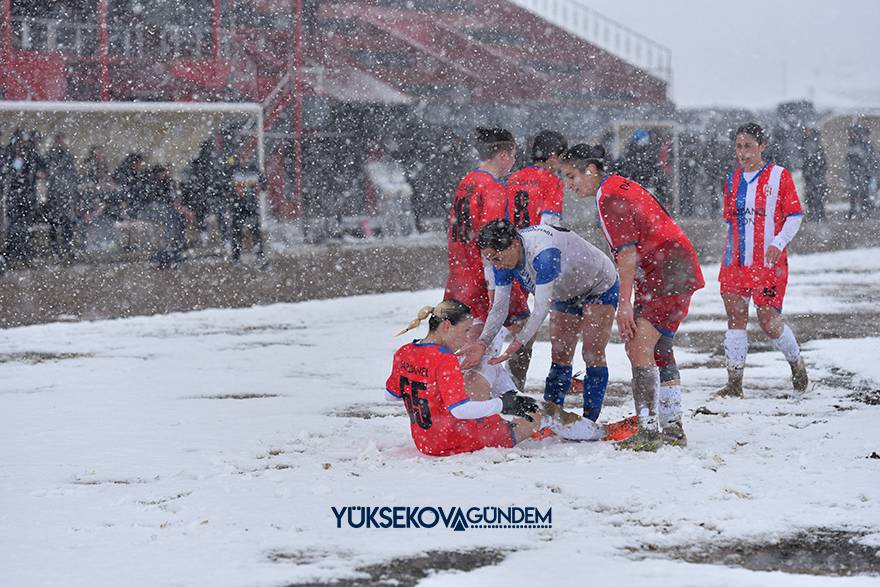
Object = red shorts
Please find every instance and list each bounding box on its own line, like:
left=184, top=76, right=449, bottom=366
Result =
left=719, top=263, right=788, bottom=310
left=416, top=415, right=516, bottom=456
left=445, top=271, right=530, bottom=325
left=634, top=289, right=695, bottom=338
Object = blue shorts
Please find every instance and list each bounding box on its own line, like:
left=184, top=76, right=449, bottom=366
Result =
left=552, top=278, right=620, bottom=316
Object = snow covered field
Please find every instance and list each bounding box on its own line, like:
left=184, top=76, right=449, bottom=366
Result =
left=2, top=248, right=879, bottom=586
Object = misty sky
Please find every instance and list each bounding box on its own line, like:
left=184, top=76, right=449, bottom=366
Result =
left=578, top=0, right=880, bottom=110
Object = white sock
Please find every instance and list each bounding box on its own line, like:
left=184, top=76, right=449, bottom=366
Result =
left=771, top=325, right=801, bottom=363
left=724, top=329, right=748, bottom=369
left=541, top=415, right=603, bottom=441
left=659, top=385, right=682, bottom=428
left=653, top=368, right=661, bottom=416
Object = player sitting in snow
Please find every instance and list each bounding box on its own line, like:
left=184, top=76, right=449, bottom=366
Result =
left=386, top=299, right=634, bottom=457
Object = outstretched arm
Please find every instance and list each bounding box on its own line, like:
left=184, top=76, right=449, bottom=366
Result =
left=615, top=246, right=638, bottom=341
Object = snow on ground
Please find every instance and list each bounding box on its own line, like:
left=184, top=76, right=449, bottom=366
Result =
left=1, top=249, right=879, bottom=586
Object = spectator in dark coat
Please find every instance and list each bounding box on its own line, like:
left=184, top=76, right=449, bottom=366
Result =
left=846, top=125, right=876, bottom=218
left=227, top=153, right=266, bottom=263
left=678, top=132, right=701, bottom=217
left=801, top=127, right=827, bottom=221
left=79, top=146, right=119, bottom=251
left=1, top=129, right=44, bottom=266
left=112, top=153, right=150, bottom=218
left=187, top=139, right=230, bottom=248
left=141, top=164, right=192, bottom=268
left=42, top=134, right=80, bottom=261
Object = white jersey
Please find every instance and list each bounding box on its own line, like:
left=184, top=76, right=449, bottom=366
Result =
left=481, top=225, right=617, bottom=346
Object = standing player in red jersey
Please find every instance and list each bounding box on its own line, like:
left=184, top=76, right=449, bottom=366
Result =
left=715, top=123, right=808, bottom=398
left=470, top=130, right=568, bottom=390
left=386, top=299, right=626, bottom=456
left=446, top=128, right=531, bottom=390
left=560, top=144, right=705, bottom=451
left=506, top=130, right=568, bottom=228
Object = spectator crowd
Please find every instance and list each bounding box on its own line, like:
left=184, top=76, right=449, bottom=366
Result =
left=0, top=130, right=266, bottom=271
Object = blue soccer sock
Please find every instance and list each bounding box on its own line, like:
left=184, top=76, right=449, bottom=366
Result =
left=582, top=366, right=609, bottom=421
left=544, top=363, right=572, bottom=405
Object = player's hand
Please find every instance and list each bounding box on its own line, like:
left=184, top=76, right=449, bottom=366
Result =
left=489, top=339, right=523, bottom=365
left=458, top=340, right=487, bottom=370
left=617, top=301, right=636, bottom=342
left=500, top=390, right=539, bottom=421
left=765, top=245, right=782, bottom=266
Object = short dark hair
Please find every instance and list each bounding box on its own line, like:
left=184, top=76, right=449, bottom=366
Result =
left=474, top=127, right=515, bottom=160
left=476, top=218, right=518, bottom=250
left=531, top=130, right=568, bottom=162
left=735, top=122, right=766, bottom=144
left=561, top=143, right=606, bottom=171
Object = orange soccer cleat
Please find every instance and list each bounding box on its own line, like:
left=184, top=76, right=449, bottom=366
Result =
left=530, top=427, right=556, bottom=440
left=603, top=415, right=639, bottom=442
left=569, top=371, right=584, bottom=394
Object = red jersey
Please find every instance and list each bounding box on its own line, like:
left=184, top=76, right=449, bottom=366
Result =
left=721, top=163, right=802, bottom=272
left=505, top=166, right=564, bottom=228
left=445, top=170, right=509, bottom=319
left=385, top=341, right=515, bottom=456
left=596, top=174, right=704, bottom=297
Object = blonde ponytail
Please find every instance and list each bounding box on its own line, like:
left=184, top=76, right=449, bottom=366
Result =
left=396, top=305, right=434, bottom=336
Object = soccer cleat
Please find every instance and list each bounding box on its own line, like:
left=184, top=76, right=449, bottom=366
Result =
left=603, top=415, right=639, bottom=442
left=713, top=367, right=744, bottom=398
left=661, top=420, right=688, bottom=447
left=616, top=426, right=663, bottom=452
left=569, top=371, right=584, bottom=394
left=542, top=401, right=581, bottom=426
left=530, top=427, right=556, bottom=440
left=790, top=357, right=809, bottom=392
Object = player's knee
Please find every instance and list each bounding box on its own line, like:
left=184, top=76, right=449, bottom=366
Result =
left=653, top=337, right=678, bottom=382
left=757, top=309, right=783, bottom=337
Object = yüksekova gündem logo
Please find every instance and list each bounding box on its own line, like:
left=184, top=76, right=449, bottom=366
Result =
left=332, top=505, right=552, bottom=531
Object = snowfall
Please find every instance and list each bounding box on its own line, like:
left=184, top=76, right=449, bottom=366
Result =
left=2, top=247, right=879, bottom=587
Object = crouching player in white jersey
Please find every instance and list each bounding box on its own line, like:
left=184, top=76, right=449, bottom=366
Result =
left=461, top=219, right=634, bottom=440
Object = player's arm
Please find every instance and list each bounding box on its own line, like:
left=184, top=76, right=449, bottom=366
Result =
left=766, top=214, right=803, bottom=265
left=597, top=195, right=639, bottom=340
left=766, top=170, right=804, bottom=266
left=490, top=248, right=561, bottom=365
left=461, top=278, right=511, bottom=369
left=436, top=357, right=501, bottom=418
left=384, top=363, right=403, bottom=402
left=460, top=264, right=512, bottom=368
left=615, top=245, right=638, bottom=341
left=451, top=394, right=537, bottom=421
left=479, top=266, right=513, bottom=346
left=441, top=360, right=537, bottom=421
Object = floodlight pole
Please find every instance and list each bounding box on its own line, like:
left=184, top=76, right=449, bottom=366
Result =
left=292, top=0, right=304, bottom=212
left=98, top=0, right=110, bottom=101
left=212, top=0, right=221, bottom=63
left=2, top=0, right=12, bottom=69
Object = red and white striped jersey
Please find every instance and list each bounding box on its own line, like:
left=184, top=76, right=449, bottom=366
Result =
left=722, top=163, right=803, bottom=269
